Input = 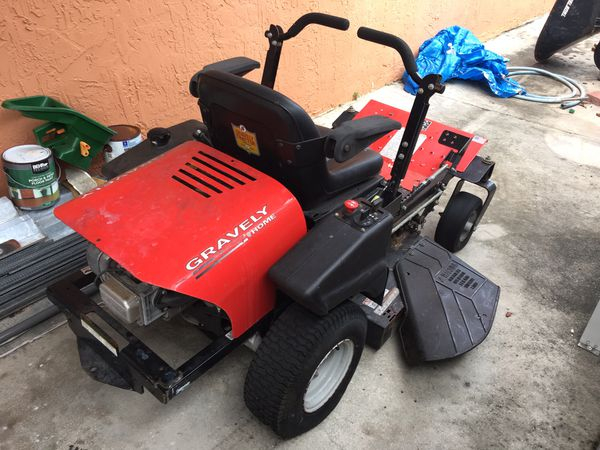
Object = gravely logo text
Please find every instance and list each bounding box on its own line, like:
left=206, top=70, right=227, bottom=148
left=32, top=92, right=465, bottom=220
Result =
left=185, top=205, right=274, bottom=271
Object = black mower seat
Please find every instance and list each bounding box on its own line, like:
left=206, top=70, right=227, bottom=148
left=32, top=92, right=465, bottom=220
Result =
left=192, top=69, right=387, bottom=206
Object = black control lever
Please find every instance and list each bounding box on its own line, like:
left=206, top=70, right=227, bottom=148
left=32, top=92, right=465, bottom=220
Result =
left=280, top=13, right=349, bottom=40
left=261, top=13, right=350, bottom=88
left=357, top=26, right=422, bottom=85
left=357, top=26, right=445, bottom=205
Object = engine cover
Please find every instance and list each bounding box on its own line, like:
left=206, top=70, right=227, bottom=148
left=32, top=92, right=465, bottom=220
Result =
left=55, top=141, right=306, bottom=337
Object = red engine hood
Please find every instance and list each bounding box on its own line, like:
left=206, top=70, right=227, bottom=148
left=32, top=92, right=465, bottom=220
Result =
left=55, top=141, right=306, bottom=336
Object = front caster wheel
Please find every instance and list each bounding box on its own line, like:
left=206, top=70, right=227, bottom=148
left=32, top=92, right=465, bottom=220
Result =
left=244, top=302, right=366, bottom=438
left=435, top=191, right=482, bottom=252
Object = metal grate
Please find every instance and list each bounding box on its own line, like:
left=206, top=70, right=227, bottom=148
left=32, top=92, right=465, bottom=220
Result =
left=172, top=151, right=256, bottom=197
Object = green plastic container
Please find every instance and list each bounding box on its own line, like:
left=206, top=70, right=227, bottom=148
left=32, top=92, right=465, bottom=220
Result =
left=2, top=96, right=116, bottom=169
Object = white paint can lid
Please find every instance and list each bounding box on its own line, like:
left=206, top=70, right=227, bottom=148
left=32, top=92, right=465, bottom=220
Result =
left=2, top=145, right=52, bottom=164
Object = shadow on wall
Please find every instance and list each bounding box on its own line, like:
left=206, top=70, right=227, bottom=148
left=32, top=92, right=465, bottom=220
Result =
left=0, top=0, right=553, bottom=196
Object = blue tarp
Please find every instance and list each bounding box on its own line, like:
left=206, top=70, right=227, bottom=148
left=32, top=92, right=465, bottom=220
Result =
left=403, top=26, right=524, bottom=97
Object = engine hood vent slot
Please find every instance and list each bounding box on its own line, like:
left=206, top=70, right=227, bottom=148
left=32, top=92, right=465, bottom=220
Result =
left=172, top=150, right=256, bottom=197
left=198, top=150, right=256, bottom=181
left=172, top=175, right=210, bottom=197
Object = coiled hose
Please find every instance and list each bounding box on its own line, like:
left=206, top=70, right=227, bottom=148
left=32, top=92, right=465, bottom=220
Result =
left=507, top=66, right=587, bottom=109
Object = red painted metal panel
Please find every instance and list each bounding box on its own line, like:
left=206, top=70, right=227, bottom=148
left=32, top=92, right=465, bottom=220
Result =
left=455, top=134, right=487, bottom=172
left=355, top=100, right=486, bottom=190
left=55, top=141, right=306, bottom=337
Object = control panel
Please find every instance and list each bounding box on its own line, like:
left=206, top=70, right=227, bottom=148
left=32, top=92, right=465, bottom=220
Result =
left=336, top=198, right=388, bottom=231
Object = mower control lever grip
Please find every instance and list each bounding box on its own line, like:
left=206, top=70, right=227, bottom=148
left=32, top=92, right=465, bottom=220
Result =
left=281, top=13, right=350, bottom=40
left=357, top=27, right=421, bottom=84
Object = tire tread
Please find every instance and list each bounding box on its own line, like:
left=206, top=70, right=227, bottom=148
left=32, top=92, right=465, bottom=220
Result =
left=244, top=302, right=365, bottom=436
left=435, top=191, right=482, bottom=252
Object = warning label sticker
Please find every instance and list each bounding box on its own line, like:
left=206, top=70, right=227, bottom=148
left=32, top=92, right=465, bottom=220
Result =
left=232, top=124, right=260, bottom=156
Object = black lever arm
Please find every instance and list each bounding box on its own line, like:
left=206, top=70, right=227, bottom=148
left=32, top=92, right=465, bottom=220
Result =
left=357, top=26, right=446, bottom=204
left=261, top=13, right=349, bottom=88
left=280, top=13, right=349, bottom=40
left=357, top=26, right=421, bottom=84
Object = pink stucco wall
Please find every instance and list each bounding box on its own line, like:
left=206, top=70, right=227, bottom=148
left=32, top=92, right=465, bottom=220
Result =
left=0, top=0, right=552, bottom=195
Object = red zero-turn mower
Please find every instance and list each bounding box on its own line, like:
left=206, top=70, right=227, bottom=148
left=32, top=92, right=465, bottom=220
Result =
left=48, top=14, right=500, bottom=438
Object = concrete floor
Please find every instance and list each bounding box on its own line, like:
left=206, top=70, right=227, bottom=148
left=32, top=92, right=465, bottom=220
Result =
left=2, top=17, right=599, bottom=450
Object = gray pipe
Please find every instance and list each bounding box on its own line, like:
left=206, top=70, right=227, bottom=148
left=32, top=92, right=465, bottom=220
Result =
left=507, top=66, right=587, bottom=108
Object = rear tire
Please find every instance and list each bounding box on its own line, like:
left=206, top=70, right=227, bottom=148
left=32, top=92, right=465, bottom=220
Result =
left=435, top=192, right=482, bottom=252
left=244, top=302, right=366, bottom=438
left=594, top=41, right=600, bottom=70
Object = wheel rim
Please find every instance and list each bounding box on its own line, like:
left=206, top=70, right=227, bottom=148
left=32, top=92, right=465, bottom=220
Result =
left=459, top=210, right=478, bottom=243
left=303, top=339, right=354, bottom=413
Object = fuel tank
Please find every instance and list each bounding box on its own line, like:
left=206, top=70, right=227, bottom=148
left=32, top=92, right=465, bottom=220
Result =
left=55, top=141, right=306, bottom=336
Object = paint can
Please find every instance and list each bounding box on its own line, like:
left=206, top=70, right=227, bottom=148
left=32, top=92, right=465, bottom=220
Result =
left=104, top=125, right=143, bottom=162
left=2, top=144, right=60, bottom=210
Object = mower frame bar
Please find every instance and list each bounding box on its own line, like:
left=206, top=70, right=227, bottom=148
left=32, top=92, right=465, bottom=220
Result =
left=47, top=271, right=263, bottom=403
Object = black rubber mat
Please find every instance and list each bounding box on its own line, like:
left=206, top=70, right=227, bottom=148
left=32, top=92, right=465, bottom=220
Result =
left=395, top=237, right=500, bottom=364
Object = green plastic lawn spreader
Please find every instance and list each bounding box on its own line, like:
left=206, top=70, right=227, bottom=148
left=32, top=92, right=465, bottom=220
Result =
left=2, top=96, right=115, bottom=169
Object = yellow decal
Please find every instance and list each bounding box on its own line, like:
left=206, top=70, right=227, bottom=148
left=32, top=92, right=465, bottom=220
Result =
left=232, top=124, right=260, bottom=156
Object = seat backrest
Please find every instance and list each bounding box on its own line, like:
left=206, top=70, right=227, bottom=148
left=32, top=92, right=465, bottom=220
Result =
left=196, top=70, right=326, bottom=204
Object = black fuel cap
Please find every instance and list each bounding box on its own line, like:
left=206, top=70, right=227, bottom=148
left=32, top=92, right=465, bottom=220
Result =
left=147, top=127, right=171, bottom=146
